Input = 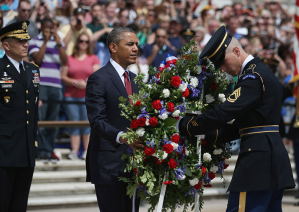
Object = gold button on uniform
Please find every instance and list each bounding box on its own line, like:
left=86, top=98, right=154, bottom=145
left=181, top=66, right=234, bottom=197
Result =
left=26, top=100, right=29, bottom=104
left=27, top=121, right=29, bottom=124
left=248, top=148, right=251, bottom=151
left=27, top=110, right=29, bottom=114
left=5, top=89, right=8, bottom=92
left=26, top=90, right=28, bottom=93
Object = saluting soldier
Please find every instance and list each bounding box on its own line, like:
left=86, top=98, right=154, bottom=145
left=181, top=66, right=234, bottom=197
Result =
left=0, top=21, right=40, bottom=212
left=178, top=26, right=295, bottom=211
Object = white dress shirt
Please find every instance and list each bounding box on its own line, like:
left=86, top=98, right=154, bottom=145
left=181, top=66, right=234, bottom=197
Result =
left=110, top=58, right=130, bottom=144
left=239, top=54, right=254, bottom=77
left=6, top=54, right=25, bottom=74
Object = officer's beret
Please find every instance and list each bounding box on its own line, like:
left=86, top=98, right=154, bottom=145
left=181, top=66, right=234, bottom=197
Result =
left=199, top=25, right=232, bottom=69
left=0, top=21, right=30, bottom=42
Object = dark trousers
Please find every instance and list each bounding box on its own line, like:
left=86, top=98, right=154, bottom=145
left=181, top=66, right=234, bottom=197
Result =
left=226, top=189, right=284, bottom=212
left=95, top=184, right=140, bottom=212
left=0, top=167, right=34, bottom=212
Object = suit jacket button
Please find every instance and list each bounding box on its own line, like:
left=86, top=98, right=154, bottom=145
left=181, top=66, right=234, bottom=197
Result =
left=248, top=148, right=251, bottom=151
left=27, top=110, right=29, bottom=114
left=5, top=89, right=8, bottom=92
left=26, top=100, right=29, bottom=104
left=26, top=90, right=28, bottom=93
left=27, top=121, right=29, bottom=124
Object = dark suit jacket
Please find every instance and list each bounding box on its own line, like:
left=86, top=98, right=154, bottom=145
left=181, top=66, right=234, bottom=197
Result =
left=85, top=61, right=138, bottom=185
left=0, top=55, right=39, bottom=167
left=180, top=57, right=295, bottom=192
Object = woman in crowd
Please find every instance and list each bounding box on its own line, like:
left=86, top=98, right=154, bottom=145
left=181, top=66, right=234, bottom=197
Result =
left=61, top=32, right=100, bottom=160
left=193, top=26, right=206, bottom=54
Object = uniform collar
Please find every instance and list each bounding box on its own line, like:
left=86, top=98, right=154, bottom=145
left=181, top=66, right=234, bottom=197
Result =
left=6, top=54, right=24, bottom=71
left=239, top=54, right=254, bottom=77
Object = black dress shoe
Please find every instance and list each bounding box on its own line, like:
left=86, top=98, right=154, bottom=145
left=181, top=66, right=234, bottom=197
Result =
left=294, top=201, right=299, bottom=206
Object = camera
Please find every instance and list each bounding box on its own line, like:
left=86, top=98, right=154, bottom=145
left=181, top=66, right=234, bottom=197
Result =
left=76, top=18, right=81, bottom=25
left=40, top=1, right=44, bottom=6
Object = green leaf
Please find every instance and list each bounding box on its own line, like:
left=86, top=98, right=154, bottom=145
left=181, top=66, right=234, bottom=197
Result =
left=185, top=166, right=192, bottom=177
left=163, top=117, right=178, bottom=127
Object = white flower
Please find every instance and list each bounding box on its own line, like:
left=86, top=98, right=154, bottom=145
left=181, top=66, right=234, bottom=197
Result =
left=214, top=76, right=221, bottom=83
left=136, top=127, right=145, bottom=137
left=185, top=148, right=190, bottom=156
left=203, top=153, right=212, bottom=162
left=172, top=110, right=180, bottom=117
left=155, top=151, right=168, bottom=160
left=213, top=149, right=223, bottom=155
left=189, top=178, right=199, bottom=186
left=161, top=151, right=168, bottom=159
left=206, top=94, right=215, bottom=103
left=148, top=84, right=152, bottom=89
left=172, top=180, right=177, bottom=185
left=159, top=113, right=168, bottom=120
left=190, top=77, right=199, bottom=87
left=179, top=83, right=188, bottom=92
left=163, top=88, right=170, bottom=98
left=210, top=166, right=218, bottom=173
left=218, top=93, right=226, bottom=103
left=145, top=119, right=150, bottom=126
left=196, top=66, right=202, bottom=74
left=171, top=142, right=178, bottom=150
left=177, top=174, right=186, bottom=180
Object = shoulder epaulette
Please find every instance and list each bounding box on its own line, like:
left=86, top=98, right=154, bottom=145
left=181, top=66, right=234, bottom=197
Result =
left=32, top=63, right=39, bottom=68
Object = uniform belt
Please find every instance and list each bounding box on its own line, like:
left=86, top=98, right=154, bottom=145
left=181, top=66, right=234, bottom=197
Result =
left=239, top=125, right=279, bottom=137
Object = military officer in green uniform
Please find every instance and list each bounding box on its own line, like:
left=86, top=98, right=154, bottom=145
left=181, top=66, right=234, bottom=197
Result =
left=178, top=26, right=295, bottom=211
left=0, top=21, right=40, bottom=212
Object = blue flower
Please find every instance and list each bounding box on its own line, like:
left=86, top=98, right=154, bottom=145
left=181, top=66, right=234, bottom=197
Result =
left=174, top=167, right=186, bottom=180
left=203, top=172, right=211, bottom=184
left=127, top=147, right=133, bottom=155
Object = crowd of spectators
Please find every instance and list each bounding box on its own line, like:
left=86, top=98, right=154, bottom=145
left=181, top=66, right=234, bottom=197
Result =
left=0, top=0, right=296, bottom=161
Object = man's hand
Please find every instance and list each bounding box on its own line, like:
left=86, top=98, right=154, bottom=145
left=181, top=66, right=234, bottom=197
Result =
left=152, top=44, right=160, bottom=55
left=52, top=30, right=61, bottom=44
left=70, top=16, right=77, bottom=30
left=119, top=136, right=145, bottom=152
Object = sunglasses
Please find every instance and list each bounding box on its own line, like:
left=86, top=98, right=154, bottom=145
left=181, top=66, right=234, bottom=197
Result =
left=79, top=39, right=89, bottom=44
left=120, top=15, right=129, bottom=18
left=21, top=9, right=31, bottom=13
left=156, top=35, right=166, bottom=39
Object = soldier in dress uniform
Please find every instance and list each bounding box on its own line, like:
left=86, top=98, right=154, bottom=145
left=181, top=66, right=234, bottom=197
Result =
left=178, top=26, right=295, bottom=211
left=0, top=21, right=40, bottom=212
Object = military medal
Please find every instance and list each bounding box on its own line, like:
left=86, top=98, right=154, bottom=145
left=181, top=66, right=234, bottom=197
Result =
left=4, top=96, right=10, bottom=103
left=3, top=72, right=7, bottom=76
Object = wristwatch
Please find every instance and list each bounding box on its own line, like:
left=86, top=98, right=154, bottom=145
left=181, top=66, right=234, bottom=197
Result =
left=56, top=43, right=62, bottom=48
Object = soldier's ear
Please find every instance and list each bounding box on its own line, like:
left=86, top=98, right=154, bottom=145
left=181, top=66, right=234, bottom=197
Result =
left=2, top=41, right=10, bottom=51
left=232, top=47, right=240, bottom=57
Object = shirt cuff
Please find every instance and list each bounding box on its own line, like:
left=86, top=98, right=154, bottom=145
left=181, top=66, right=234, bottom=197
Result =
left=176, top=117, right=183, bottom=133
left=116, top=131, right=124, bottom=144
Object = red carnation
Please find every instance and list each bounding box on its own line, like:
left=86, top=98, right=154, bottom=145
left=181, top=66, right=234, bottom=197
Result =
left=210, top=83, right=217, bottom=91
left=133, top=168, right=137, bottom=174
left=201, top=140, right=207, bottom=145
left=222, top=157, right=226, bottom=162
left=203, top=184, right=213, bottom=188
left=135, top=100, right=141, bottom=107
left=130, top=119, right=139, bottom=129
left=138, top=117, right=146, bottom=127
left=202, top=166, right=207, bottom=176
left=194, top=181, right=202, bottom=190
left=144, top=147, right=155, bottom=157
left=168, top=158, right=178, bottom=169
left=163, top=181, right=173, bottom=185
left=171, top=76, right=181, bottom=87
left=209, top=172, right=216, bottom=180
left=152, top=100, right=162, bottom=110
left=155, top=158, right=164, bottom=165
left=224, top=164, right=229, bottom=169
left=182, top=88, right=189, bottom=97
left=149, top=116, right=158, bottom=126
left=174, top=117, right=180, bottom=120
left=167, top=102, right=175, bottom=112
left=156, top=73, right=161, bottom=79
left=202, top=66, right=207, bottom=71
left=171, top=134, right=180, bottom=144
left=163, top=144, right=174, bottom=154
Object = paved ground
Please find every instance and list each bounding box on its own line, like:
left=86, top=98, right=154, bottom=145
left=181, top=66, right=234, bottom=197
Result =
left=29, top=195, right=299, bottom=212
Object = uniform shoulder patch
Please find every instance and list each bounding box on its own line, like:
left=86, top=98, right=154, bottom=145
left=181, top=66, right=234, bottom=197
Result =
left=227, top=87, right=241, bottom=103
left=241, top=74, right=256, bottom=80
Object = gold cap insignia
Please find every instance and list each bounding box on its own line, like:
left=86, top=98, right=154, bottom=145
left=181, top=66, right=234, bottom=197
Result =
left=22, top=22, right=27, bottom=32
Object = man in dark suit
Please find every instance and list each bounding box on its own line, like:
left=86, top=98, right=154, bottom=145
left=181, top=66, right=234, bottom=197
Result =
left=178, top=26, right=295, bottom=211
left=0, top=21, right=40, bottom=212
left=85, top=27, right=143, bottom=212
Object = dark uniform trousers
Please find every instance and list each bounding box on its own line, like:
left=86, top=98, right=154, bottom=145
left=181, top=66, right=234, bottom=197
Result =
left=0, top=55, right=39, bottom=212
left=179, top=58, right=295, bottom=211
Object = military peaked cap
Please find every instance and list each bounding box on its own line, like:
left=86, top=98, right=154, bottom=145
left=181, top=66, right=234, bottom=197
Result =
left=199, top=25, right=232, bottom=69
left=0, top=21, right=30, bottom=42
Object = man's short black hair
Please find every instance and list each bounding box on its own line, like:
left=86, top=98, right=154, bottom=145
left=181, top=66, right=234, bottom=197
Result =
left=41, top=18, right=53, bottom=27
left=107, top=27, right=134, bottom=53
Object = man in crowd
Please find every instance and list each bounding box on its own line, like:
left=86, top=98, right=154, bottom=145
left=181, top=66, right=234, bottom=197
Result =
left=142, top=27, right=177, bottom=70
left=7, top=0, right=39, bottom=39
left=85, top=27, right=143, bottom=212
left=177, top=26, right=295, bottom=211
left=28, top=18, right=68, bottom=162
left=0, top=21, right=40, bottom=212
left=201, top=18, right=220, bottom=46
left=227, top=16, right=243, bottom=40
